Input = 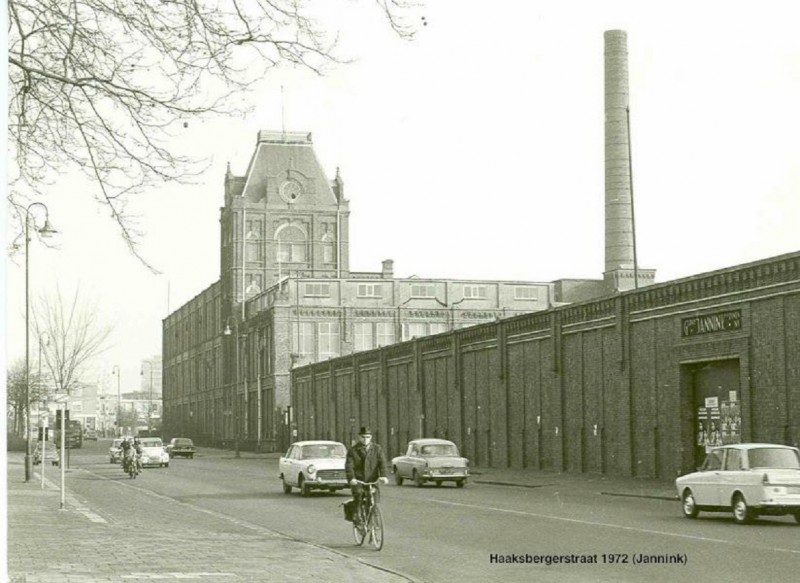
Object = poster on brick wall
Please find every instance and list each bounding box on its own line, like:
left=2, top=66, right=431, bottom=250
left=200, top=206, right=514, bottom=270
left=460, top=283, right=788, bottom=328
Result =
left=720, top=400, right=742, bottom=445
left=697, top=404, right=722, bottom=452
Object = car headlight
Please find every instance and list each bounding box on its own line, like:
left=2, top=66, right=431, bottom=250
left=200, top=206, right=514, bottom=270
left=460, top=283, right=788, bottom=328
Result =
left=307, top=464, right=317, bottom=475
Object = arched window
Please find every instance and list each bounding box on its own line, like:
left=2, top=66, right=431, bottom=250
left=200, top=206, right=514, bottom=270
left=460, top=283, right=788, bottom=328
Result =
left=276, top=225, right=306, bottom=263
left=321, top=232, right=335, bottom=264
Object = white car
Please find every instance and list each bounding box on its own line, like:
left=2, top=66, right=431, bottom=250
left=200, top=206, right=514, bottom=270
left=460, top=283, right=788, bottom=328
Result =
left=279, top=440, right=348, bottom=496
left=391, top=438, right=469, bottom=488
left=109, top=438, right=127, bottom=463
left=676, top=443, right=800, bottom=524
left=138, top=437, right=170, bottom=468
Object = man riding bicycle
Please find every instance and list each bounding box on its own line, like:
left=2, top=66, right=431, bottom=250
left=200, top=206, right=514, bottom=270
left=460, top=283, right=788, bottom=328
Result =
left=345, top=426, right=389, bottom=525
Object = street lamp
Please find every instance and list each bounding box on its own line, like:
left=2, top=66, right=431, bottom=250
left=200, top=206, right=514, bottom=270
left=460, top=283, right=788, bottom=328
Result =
left=141, top=361, right=154, bottom=430
left=24, top=202, right=57, bottom=482
left=223, top=319, right=241, bottom=458
left=112, top=365, right=121, bottom=437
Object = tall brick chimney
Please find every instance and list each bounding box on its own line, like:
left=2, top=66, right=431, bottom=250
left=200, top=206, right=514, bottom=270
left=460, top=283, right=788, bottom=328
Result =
left=603, top=30, right=655, bottom=292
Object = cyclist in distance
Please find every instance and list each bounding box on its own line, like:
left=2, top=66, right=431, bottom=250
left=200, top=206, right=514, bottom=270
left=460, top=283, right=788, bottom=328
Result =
left=345, top=426, right=389, bottom=525
left=119, top=437, right=133, bottom=471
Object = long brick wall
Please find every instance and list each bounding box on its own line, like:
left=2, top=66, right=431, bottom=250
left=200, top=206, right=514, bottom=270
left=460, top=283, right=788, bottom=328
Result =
left=291, top=252, right=800, bottom=478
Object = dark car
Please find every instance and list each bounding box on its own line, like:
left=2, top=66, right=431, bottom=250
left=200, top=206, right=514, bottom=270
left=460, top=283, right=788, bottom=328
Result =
left=166, top=438, right=195, bottom=459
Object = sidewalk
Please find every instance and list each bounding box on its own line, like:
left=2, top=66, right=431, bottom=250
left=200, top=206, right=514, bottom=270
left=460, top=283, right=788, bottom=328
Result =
left=5, top=453, right=412, bottom=583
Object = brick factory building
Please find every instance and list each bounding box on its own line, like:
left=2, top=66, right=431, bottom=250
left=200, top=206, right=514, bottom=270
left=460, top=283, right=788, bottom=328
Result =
left=291, top=252, right=800, bottom=478
left=161, top=131, right=588, bottom=451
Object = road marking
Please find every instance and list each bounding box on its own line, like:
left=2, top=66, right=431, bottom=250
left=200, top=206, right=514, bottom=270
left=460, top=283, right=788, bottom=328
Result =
left=431, top=499, right=800, bottom=555
left=121, top=574, right=236, bottom=580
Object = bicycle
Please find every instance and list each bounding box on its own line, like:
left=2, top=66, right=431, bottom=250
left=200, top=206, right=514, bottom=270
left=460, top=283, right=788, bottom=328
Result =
left=351, top=480, right=384, bottom=550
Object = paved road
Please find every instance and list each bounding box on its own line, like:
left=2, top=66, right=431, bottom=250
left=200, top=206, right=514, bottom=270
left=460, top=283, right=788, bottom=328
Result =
left=8, top=440, right=800, bottom=582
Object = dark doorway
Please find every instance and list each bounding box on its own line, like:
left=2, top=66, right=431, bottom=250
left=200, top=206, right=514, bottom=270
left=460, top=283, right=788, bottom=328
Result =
left=687, top=359, right=741, bottom=468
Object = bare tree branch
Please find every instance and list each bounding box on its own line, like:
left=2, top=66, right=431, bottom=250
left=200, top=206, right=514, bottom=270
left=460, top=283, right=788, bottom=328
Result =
left=32, top=286, right=114, bottom=397
left=8, top=0, right=422, bottom=270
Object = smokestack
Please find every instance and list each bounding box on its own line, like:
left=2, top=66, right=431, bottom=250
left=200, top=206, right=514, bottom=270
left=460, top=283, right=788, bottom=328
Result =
left=604, top=30, right=635, bottom=275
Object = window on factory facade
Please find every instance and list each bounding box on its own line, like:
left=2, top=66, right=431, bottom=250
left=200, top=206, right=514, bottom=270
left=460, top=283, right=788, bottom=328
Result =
left=321, top=232, right=335, bottom=264
left=292, top=322, right=314, bottom=358
left=318, top=322, right=340, bottom=360
left=304, top=283, right=330, bottom=297
left=463, top=285, right=487, bottom=299
left=357, top=283, right=382, bottom=298
left=276, top=225, right=307, bottom=263
left=376, top=323, right=395, bottom=347
left=514, top=286, right=539, bottom=301
left=429, top=322, right=449, bottom=335
left=411, top=284, right=435, bottom=298
left=246, top=219, right=263, bottom=262
left=402, top=322, right=428, bottom=341
left=354, top=322, right=374, bottom=352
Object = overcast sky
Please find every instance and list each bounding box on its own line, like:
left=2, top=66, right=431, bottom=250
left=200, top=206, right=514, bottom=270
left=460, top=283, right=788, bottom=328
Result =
left=4, top=0, right=800, bottom=394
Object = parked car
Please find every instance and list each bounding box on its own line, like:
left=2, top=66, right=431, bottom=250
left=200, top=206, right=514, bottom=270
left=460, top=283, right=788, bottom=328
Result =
left=33, top=441, right=60, bottom=466
left=279, top=440, right=348, bottom=496
left=392, top=438, right=469, bottom=487
left=84, top=430, right=98, bottom=441
left=138, top=437, right=170, bottom=468
left=165, top=437, right=196, bottom=459
left=109, top=438, right=126, bottom=463
left=675, top=443, right=800, bottom=524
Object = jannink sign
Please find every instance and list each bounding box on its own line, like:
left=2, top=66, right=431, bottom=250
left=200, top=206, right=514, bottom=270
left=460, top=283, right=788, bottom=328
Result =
left=681, top=310, right=742, bottom=338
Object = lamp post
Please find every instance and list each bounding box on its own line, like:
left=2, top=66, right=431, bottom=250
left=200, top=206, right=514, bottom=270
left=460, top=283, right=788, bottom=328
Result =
left=141, top=361, right=154, bottom=430
left=24, top=202, right=57, bottom=482
left=112, top=365, right=121, bottom=436
left=223, top=320, right=241, bottom=458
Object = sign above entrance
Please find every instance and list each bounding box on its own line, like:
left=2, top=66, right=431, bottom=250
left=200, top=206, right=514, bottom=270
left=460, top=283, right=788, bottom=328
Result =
left=681, top=310, right=742, bottom=337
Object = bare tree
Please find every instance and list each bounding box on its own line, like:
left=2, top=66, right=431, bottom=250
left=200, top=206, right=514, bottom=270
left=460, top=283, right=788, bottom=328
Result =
left=33, top=287, right=113, bottom=398
left=8, top=0, right=421, bottom=270
left=5, top=358, right=48, bottom=436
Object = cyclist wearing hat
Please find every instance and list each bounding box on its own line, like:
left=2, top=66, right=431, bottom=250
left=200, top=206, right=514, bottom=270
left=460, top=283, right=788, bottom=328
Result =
left=345, top=426, right=389, bottom=524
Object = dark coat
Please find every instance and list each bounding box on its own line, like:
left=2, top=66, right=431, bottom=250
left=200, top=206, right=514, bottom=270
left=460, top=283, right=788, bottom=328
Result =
left=345, top=442, right=388, bottom=482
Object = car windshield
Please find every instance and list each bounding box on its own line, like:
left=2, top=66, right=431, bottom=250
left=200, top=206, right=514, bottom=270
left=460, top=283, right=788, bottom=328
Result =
left=748, top=448, right=800, bottom=469
left=173, top=439, right=193, bottom=446
left=301, top=444, right=346, bottom=459
left=420, top=444, right=459, bottom=456
left=141, top=439, right=163, bottom=448
left=112, top=440, right=122, bottom=447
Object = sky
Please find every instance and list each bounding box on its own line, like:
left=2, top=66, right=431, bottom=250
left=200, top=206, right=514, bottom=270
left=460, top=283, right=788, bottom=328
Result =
left=4, top=0, right=800, bottom=396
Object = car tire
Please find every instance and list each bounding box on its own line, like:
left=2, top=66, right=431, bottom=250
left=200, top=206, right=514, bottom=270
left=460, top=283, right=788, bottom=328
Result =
left=793, top=511, right=800, bottom=524
left=189, top=454, right=194, bottom=459
left=393, top=467, right=404, bottom=486
left=299, top=476, right=311, bottom=497
left=435, top=481, right=443, bottom=487
left=732, top=493, right=754, bottom=524
left=413, top=470, right=424, bottom=488
left=282, top=477, right=292, bottom=494
left=165, top=463, right=169, bottom=468
left=681, top=489, right=699, bottom=519
left=456, top=479, right=465, bottom=488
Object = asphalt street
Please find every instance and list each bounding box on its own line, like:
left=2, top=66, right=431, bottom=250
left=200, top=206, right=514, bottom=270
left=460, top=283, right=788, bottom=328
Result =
left=6, top=441, right=800, bottom=582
